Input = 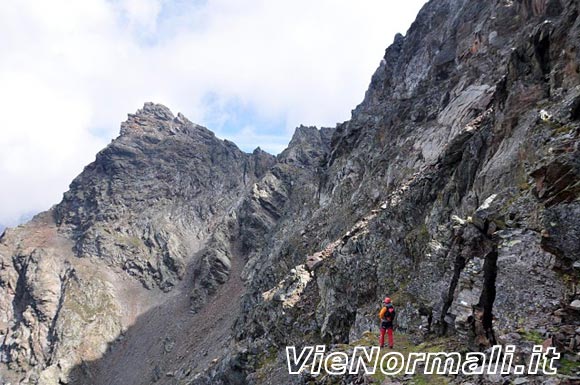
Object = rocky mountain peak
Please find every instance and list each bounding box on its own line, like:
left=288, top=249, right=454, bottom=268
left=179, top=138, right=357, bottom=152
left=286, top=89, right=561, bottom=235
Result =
left=119, top=102, right=213, bottom=140
left=119, top=102, right=176, bottom=136
left=52, top=102, right=278, bottom=294
left=138, top=102, right=174, bottom=120
left=277, top=125, right=334, bottom=166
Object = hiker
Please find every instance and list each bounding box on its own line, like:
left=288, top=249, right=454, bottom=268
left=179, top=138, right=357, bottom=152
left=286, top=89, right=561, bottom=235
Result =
left=379, top=297, right=395, bottom=348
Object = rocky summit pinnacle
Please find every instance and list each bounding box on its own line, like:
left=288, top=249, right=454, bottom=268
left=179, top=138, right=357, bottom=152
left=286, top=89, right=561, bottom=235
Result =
left=120, top=102, right=211, bottom=138
left=1, top=1, right=580, bottom=384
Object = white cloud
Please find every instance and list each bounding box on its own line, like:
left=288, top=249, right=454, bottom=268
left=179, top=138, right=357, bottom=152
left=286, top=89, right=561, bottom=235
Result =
left=0, top=0, right=427, bottom=226
left=117, top=0, right=163, bottom=33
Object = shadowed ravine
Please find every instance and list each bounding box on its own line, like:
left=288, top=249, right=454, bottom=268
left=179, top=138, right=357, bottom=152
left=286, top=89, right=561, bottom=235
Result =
left=68, top=244, right=246, bottom=385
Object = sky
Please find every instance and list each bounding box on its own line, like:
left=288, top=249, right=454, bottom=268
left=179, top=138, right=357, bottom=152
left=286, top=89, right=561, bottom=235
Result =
left=0, top=0, right=427, bottom=227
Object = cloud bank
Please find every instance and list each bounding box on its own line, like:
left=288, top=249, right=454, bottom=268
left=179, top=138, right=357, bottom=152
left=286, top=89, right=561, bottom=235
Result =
left=0, top=0, right=426, bottom=227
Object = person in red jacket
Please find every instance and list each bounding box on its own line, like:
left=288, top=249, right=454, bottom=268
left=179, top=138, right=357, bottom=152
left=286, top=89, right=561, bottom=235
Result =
left=379, top=297, right=395, bottom=348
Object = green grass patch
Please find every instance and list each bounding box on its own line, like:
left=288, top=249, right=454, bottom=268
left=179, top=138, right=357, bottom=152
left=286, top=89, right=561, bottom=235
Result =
left=255, top=346, right=278, bottom=370
left=344, top=332, right=454, bottom=384
left=557, top=356, right=580, bottom=376
left=517, top=329, right=544, bottom=345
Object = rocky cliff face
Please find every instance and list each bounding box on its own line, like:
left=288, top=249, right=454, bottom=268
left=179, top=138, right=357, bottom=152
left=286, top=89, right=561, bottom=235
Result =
left=1, top=0, right=580, bottom=384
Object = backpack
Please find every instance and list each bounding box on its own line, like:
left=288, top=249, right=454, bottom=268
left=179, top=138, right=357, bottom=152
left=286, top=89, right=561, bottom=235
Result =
left=383, top=304, right=395, bottom=322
